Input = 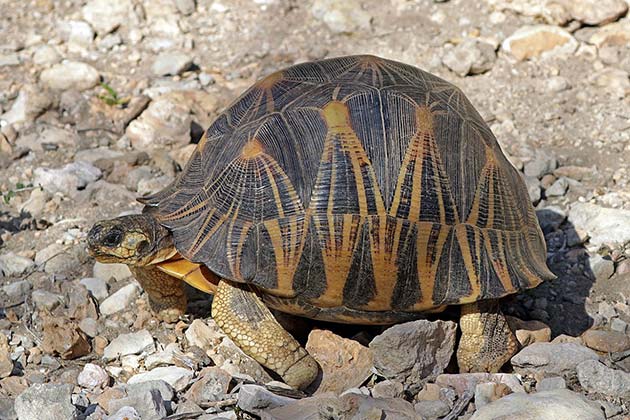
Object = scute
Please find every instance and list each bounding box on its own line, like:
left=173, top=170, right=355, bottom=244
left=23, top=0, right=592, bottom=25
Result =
left=141, top=55, right=555, bottom=317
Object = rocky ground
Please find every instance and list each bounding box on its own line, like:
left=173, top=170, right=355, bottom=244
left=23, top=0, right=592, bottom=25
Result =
left=1, top=0, right=630, bottom=419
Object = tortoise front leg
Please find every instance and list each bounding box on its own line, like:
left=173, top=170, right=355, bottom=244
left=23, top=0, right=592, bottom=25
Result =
left=457, top=300, right=518, bottom=372
left=130, top=266, right=187, bottom=323
left=212, top=279, right=319, bottom=390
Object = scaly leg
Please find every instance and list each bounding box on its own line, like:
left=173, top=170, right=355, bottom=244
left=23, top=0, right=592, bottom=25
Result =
left=457, top=300, right=519, bottom=372
left=131, top=266, right=187, bottom=323
left=212, top=279, right=319, bottom=390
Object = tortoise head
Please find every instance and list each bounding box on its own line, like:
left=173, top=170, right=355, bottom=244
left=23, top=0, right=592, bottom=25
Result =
left=87, top=214, right=175, bottom=266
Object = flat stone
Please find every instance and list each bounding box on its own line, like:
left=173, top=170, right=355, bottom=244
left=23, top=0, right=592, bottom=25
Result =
left=125, top=380, right=175, bottom=402
left=78, top=363, right=110, bottom=390
left=371, top=380, right=404, bottom=399
left=78, top=317, right=98, bottom=338
left=151, top=51, right=193, bottom=76
left=524, top=150, right=557, bottom=179
left=511, top=342, right=599, bottom=378
left=414, top=399, right=450, bottom=420
left=103, top=330, right=154, bottom=361
left=475, top=382, right=511, bottom=408
left=305, top=329, right=373, bottom=394
left=82, top=0, right=133, bottom=35
left=568, top=202, right=630, bottom=247
left=560, top=0, right=628, bottom=25
left=40, top=61, right=100, bottom=91
left=582, top=329, right=630, bottom=353
left=0, top=84, right=53, bottom=125
left=184, top=367, right=232, bottom=404
left=442, top=39, right=496, bottom=76
left=502, top=25, right=578, bottom=61
left=0, top=345, right=13, bottom=378
left=32, top=45, right=61, bottom=66
left=435, top=373, right=525, bottom=396
left=34, top=243, right=82, bottom=274
left=79, top=277, right=109, bottom=301
left=310, top=0, right=372, bottom=34
left=0, top=252, right=34, bottom=277
left=31, top=290, right=64, bottom=311
left=507, top=317, right=551, bottom=347
left=105, top=406, right=140, bottom=420
left=14, top=383, right=77, bottom=420
left=127, top=366, right=193, bottom=392
left=546, top=177, right=568, bottom=197
left=577, top=359, right=630, bottom=398
left=589, top=20, right=630, bottom=48
left=108, top=389, right=167, bottom=420
left=174, top=0, right=196, bottom=15
left=537, top=376, right=566, bottom=392
left=99, top=283, right=139, bottom=315
left=469, top=389, right=604, bottom=420
left=33, top=161, right=102, bottom=197
left=369, top=320, right=457, bottom=389
left=93, top=261, right=132, bottom=281
left=237, top=384, right=296, bottom=413
left=58, top=20, right=94, bottom=47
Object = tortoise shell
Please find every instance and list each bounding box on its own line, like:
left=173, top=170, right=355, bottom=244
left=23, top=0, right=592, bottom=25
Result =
left=141, top=55, right=554, bottom=314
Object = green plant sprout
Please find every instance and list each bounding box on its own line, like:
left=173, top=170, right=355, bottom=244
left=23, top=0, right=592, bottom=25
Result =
left=97, top=82, right=130, bottom=107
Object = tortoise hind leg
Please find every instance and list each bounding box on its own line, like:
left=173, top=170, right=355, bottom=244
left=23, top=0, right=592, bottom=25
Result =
left=457, top=301, right=518, bottom=372
left=212, top=280, right=319, bottom=390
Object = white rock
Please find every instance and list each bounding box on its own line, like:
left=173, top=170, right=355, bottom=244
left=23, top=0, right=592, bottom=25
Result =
left=82, top=0, right=133, bottom=35
left=78, top=363, right=110, bottom=389
left=34, top=161, right=101, bottom=196
left=106, top=406, right=140, bottom=420
left=577, top=359, right=630, bottom=398
left=40, top=61, right=100, bottom=91
left=151, top=51, right=193, bottom=76
left=560, top=0, right=628, bottom=25
left=1, top=84, right=53, bottom=125
left=185, top=319, right=222, bottom=349
left=14, top=383, right=78, bottom=420
left=31, top=290, right=64, bottom=311
left=80, top=277, right=109, bottom=301
left=58, top=20, right=95, bottom=47
left=442, top=39, right=496, bottom=76
left=32, top=45, right=61, bottom=66
left=568, top=202, right=630, bottom=246
left=311, top=0, right=372, bottom=34
left=511, top=342, right=599, bottom=377
left=127, top=366, right=193, bottom=391
left=502, top=25, right=578, bottom=61
left=103, top=330, right=155, bottom=361
left=0, top=252, right=34, bottom=276
left=99, top=283, right=139, bottom=316
left=93, top=261, right=132, bottom=281
left=470, top=389, right=604, bottom=420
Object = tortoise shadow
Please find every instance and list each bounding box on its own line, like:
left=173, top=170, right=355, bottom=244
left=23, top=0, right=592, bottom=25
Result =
left=502, top=208, right=595, bottom=337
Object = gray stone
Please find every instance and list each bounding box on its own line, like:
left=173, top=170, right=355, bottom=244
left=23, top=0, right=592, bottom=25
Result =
left=369, top=320, right=456, bottom=387
left=0, top=397, right=16, bottom=420
left=137, top=174, right=174, bottom=196
left=561, top=0, right=628, bottom=25
left=0, top=53, right=20, bottom=67
left=511, top=342, right=599, bottom=377
left=40, top=61, right=100, bottom=91
left=470, top=389, right=604, bottom=420
left=0, top=252, right=34, bottom=277
left=34, top=243, right=81, bottom=274
left=414, top=399, right=450, bottom=420
left=237, top=384, right=295, bottom=413
left=442, top=39, right=496, bottom=76
left=568, top=203, right=630, bottom=246
left=537, top=376, right=566, bottom=391
left=610, top=318, right=627, bottom=333
left=1, top=280, right=32, bottom=302
left=108, top=389, right=167, bottom=420
left=577, top=359, right=630, bottom=398
left=105, top=406, right=140, bottom=420
left=545, top=76, right=570, bottom=92
left=32, top=45, right=61, bottom=66
left=125, top=166, right=153, bottom=191
left=31, top=290, right=64, bottom=311
left=127, top=366, right=193, bottom=392
left=1, top=84, right=53, bottom=126
left=82, top=0, right=133, bottom=35
left=589, top=254, right=615, bottom=281
left=19, top=188, right=50, bottom=218
left=99, top=283, right=139, bottom=315
left=436, top=373, right=525, bottom=395
left=93, top=261, right=132, bottom=281
left=77, top=363, right=110, bottom=390
left=371, top=380, right=404, bottom=399
left=536, top=207, right=566, bottom=233
left=103, top=329, right=155, bottom=361
left=174, top=0, right=196, bottom=15
left=524, top=151, right=557, bottom=179
left=524, top=176, right=541, bottom=204
left=0, top=346, right=13, bottom=378
left=310, top=0, right=372, bottom=34
left=14, top=383, right=78, bottom=420
left=38, top=127, right=79, bottom=150
left=80, top=277, right=109, bottom=301
left=78, top=317, right=98, bottom=338
left=125, top=380, right=175, bottom=402
left=33, top=161, right=102, bottom=196
left=151, top=51, right=193, bottom=76
left=502, top=25, right=578, bottom=61
left=546, top=177, right=568, bottom=197
left=58, top=20, right=94, bottom=47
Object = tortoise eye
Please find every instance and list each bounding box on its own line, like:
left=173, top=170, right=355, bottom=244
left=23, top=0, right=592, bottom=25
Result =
left=103, top=230, right=123, bottom=247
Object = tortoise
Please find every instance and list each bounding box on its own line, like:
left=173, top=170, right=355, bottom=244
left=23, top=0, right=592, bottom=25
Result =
left=87, top=55, right=555, bottom=390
